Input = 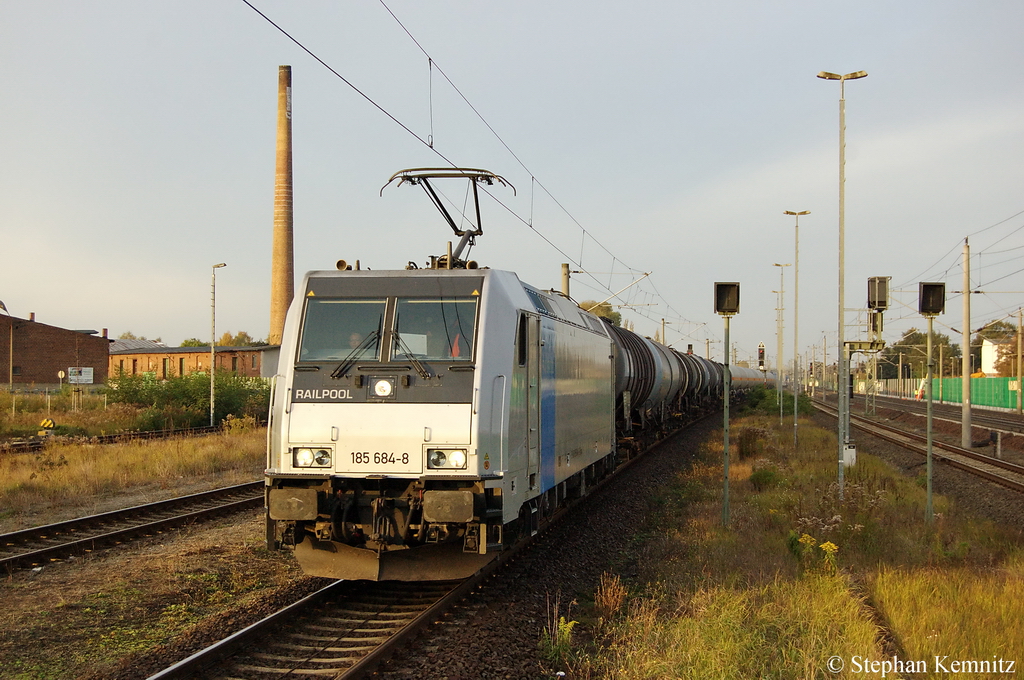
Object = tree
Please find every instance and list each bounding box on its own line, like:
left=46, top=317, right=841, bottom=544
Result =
left=993, top=337, right=1021, bottom=377
left=578, top=300, right=621, bottom=327
left=180, top=338, right=207, bottom=347
left=217, top=331, right=265, bottom=347
left=971, top=320, right=1015, bottom=375
left=117, top=331, right=162, bottom=343
left=877, top=327, right=960, bottom=379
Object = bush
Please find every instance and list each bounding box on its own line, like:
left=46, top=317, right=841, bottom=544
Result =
left=107, top=373, right=269, bottom=428
left=750, top=467, right=781, bottom=492
left=740, top=386, right=814, bottom=417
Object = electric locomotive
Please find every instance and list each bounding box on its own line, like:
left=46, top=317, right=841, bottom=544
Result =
left=264, top=168, right=766, bottom=581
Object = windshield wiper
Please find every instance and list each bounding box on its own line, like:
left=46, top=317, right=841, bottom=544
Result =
left=331, top=330, right=379, bottom=379
left=392, top=333, right=431, bottom=379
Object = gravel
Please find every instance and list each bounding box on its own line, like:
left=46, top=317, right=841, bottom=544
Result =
left=370, top=416, right=721, bottom=680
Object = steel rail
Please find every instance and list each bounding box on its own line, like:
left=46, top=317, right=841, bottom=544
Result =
left=146, top=411, right=718, bottom=679
left=0, top=424, right=239, bottom=454
left=814, top=401, right=1024, bottom=494
left=850, top=393, right=1024, bottom=435
left=0, top=482, right=263, bottom=572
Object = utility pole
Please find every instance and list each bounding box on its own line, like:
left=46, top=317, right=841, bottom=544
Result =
left=773, top=263, right=790, bottom=428
left=962, top=239, right=972, bottom=448
left=1018, top=308, right=1022, bottom=414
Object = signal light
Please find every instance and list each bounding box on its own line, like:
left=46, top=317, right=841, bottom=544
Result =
left=714, top=282, right=740, bottom=316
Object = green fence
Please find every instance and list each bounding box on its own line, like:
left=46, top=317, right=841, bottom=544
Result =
left=931, top=377, right=1020, bottom=409
left=869, top=377, right=1021, bottom=409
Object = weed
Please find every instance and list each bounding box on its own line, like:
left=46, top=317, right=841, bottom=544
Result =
left=594, top=572, right=627, bottom=622
left=540, top=591, right=578, bottom=668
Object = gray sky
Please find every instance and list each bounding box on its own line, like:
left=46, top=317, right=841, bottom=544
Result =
left=2, top=1, right=1022, bottom=367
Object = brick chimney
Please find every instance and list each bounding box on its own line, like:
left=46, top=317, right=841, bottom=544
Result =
left=269, top=65, right=294, bottom=346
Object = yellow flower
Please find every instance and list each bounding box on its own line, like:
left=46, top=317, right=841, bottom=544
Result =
left=819, top=541, right=839, bottom=555
left=798, top=533, right=817, bottom=547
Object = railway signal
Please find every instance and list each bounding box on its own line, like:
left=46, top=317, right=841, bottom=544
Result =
left=920, top=282, right=946, bottom=524
left=715, top=282, right=740, bottom=527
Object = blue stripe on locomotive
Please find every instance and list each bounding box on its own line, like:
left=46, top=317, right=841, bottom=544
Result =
left=540, top=317, right=557, bottom=491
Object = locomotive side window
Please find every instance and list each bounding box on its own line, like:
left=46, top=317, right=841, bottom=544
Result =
left=298, top=299, right=386, bottom=362
left=393, top=298, right=477, bottom=362
left=517, top=313, right=528, bottom=367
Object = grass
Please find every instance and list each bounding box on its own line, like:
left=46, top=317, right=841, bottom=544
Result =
left=0, top=419, right=265, bottom=526
left=560, top=414, right=1024, bottom=678
left=0, top=391, right=143, bottom=438
left=0, top=420, right=283, bottom=679
left=870, top=555, right=1024, bottom=665
left=0, top=516, right=306, bottom=680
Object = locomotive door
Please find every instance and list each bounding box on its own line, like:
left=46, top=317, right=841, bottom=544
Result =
left=526, top=314, right=541, bottom=490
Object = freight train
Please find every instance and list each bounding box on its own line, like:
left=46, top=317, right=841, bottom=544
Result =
left=264, top=169, right=767, bottom=581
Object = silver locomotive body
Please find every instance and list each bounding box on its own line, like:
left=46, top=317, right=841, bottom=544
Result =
left=266, top=266, right=766, bottom=581
left=266, top=268, right=617, bottom=580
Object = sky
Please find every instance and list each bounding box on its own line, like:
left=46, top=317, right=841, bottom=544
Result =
left=2, top=1, right=1023, bottom=368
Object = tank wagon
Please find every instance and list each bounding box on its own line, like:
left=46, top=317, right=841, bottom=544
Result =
left=264, top=169, right=767, bottom=581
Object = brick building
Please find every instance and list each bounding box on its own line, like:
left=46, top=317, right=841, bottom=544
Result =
left=0, top=313, right=110, bottom=388
left=108, top=342, right=279, bottom=380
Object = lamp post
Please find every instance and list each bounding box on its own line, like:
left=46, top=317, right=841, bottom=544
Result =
left=773, top=263, right=791, bottom=427
left=211, top=263, right=227, bottom=427
left=818, top=69, right=867, bottom=497
left=0, top=300, right=11, bottom=387
left=784, top=210, right=809, bottom=447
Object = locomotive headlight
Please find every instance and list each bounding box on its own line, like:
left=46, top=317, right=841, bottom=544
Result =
left=427, top=448, right=468, bottom=470
left=294, top=448, right=315, bottom=467
left=372, top=378, right=395, bottom=398
left=292, top=447, right=333, bottom=468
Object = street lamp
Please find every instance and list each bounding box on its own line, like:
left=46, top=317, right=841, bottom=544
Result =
left=818, top=69, right=867, bottom=497
left=0, top=300, right=11, bottom=387
left=773, top=263, right=791, bottom=427
left=784, top=211, right=809, bottom=447
left=211, top=263, right=227, bottom=427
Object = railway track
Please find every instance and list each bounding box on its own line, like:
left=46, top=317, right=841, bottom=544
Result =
left=0, top=425, right=226, bottom=454
left=815, top=401, right=1024, bottom=494
left=149, top=578, right=478, bottom=679
left=146, top=495, right=552, bottom=679
left=0, top=481, right=264, bottom=573
left=840, top=392, right=1024, bottom=436
left=146, top=413, right=713, bottom=679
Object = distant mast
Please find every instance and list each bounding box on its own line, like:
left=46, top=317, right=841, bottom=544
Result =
left=269, top=65, right=294, bottom=346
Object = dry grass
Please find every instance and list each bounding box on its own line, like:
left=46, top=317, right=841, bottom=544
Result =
left=0, top=514, right=309, bottom=680
left=571, top=415, right=1024, bottom=678
left=0, top=426, right=264, bottom=531
left=578, top=574, right=878, bottom=679
left=0, top=392, right=145, bottom=437
left=870, top=553, right=1024, bottom=666
left=0, top=417, right=286, bottom=679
